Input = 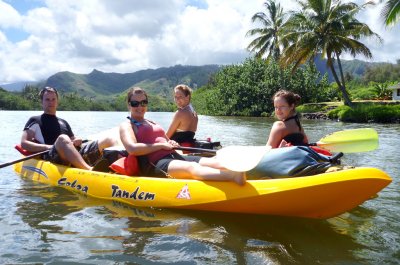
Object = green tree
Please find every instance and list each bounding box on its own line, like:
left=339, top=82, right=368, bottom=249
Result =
left=246, top=0, right=288, bottom=60
left=21, top=85, right=40, bottom=101
left=280, top=0, right=381, bottom=107
left=372, top=82, right=392, bottom=100
left=381, top=0, right=400, bottom=26
left=192, top=57, right=332, bottom=116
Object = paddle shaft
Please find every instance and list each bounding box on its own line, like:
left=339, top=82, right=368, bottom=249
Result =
left=177, top=144, right=323, bottom=155
left=175, top=127, right=377, bottom=155
left=0, top=139, right=90, bottom=169
left=174, top=146, right=217, bottom=154
left=0, top=150, right=49, bottom=169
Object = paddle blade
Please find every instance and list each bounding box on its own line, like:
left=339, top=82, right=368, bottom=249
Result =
left=216, top=146, right=271, bottom=172
left=316, top=128, right=378, bottom=153
left=88, top=126, right=122, bottom=145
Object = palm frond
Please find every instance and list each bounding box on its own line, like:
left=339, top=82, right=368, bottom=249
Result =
left=381, top=0, right=400, bottom=26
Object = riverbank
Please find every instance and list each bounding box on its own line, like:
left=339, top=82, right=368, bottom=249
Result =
left=299, top=101, right=400, bottom=123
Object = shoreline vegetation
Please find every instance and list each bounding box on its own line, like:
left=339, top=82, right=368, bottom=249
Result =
left=2, top=58, right=400, bottom=124
left=299, top=101, right=400, bottom=123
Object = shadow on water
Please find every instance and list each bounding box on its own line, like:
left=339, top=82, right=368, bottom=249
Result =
left=12, top=180, right=374, bottom=265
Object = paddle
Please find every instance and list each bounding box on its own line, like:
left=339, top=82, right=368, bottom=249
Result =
left=309, top=128, right=378, bottom=153
left=0, top=140, right=90, bottom=169
left=175, top=145, right=272, bottom=172
left=176, top=128, right=378, bottom=171
left=0, top=149, right=49, bottom=169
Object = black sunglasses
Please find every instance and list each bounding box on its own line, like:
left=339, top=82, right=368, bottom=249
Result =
left=130, top=100, right=148, bottom=107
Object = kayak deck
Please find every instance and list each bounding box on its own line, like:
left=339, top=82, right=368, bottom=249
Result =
left=14, top=158, right=392, bottom=219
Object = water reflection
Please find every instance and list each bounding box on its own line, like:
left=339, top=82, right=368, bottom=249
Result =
left=12, top=182, right=368, bottom=264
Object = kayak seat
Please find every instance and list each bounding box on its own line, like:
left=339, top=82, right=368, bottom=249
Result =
left=310, top=146, right=333, bottom=156
left=180, top=142, right=195, bottom=154
left=109, top=155, right=139, bottom=176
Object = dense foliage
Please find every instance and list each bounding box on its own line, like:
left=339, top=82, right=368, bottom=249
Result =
left=363, top=63, right=400, bottom=83
left=0, top=88, right=33, bottom=110
left=328, top=103, right=400, bottom=123
left=192, top=58, right=334, bottom=116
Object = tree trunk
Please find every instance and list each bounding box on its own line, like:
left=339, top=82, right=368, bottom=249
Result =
left=327, top=55, right=353, bottom=107
left=336, top=52, right=347, bottom=90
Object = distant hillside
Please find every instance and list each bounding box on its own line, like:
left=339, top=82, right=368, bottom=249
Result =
left=0, top=81, right=39, bottom=91
left=314, top=56, right=389, bottom=81
left=44, top=64, right=221, bottom=99
left=44, top=60, right=384, bottom=100
left=1, top=60, right=393, bottom=97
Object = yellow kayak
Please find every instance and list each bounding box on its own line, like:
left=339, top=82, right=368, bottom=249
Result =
left=14, top=158, right=392, bottom=219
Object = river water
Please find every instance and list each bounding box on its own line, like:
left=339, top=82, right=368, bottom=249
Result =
left=0, top=111, right=398, bottom=264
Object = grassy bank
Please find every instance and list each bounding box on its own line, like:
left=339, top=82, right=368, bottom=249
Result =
left=298, top=101, right=400, bottom=123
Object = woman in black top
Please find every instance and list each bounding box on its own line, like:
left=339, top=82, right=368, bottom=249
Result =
left=266, top=90, right=309, bottom=148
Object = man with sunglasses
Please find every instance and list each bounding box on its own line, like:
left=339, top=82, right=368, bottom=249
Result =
left=20, top=86, right=117, bottom=170
left=119, top=87, right=246, bottom=185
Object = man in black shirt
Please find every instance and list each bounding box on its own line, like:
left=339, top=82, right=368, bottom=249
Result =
left=21, top=87, right=117, bottom=170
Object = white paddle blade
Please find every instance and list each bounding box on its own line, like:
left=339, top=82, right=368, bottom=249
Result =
left=88, top=126, right=122, bottom=145
left=216, top=146, right=271, bottom=172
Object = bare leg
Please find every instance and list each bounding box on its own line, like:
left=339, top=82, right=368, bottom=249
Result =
left=167, top=160, right=246, bottom=185
left=97, top=135, right=118, bottom=152
left=198, top=156, right=225, bottom=169
left=54, top=135, right=92, bottom=170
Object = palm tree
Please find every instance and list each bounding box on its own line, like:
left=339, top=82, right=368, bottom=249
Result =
left=246, top=0, right=288, bottom=60
left=280, top=0, right=381, bottom=107
left=381, top=0, right=400, bottom=26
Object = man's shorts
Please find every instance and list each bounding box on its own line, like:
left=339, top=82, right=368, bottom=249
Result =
left=42, top=140, right=101, bottom=166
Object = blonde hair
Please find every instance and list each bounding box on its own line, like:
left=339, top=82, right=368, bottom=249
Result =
left=174, top=84, right=193, bottom=100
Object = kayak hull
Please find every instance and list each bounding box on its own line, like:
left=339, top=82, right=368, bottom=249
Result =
left=14, top=159, right=392, bottom=219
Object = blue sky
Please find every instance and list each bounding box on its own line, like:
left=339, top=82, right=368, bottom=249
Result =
left=5, top=0, right=44, bottom=13
left=0, top=0, right=399, bottom=84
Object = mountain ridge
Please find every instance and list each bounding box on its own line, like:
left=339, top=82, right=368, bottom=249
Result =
left=0, top=59, right=391, bottom=97
left=44, top=64, right=221, bottom=99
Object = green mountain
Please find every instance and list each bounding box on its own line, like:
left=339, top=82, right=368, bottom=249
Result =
left=44, top=64, right=221, bottom=99
left=314, top=56, right=390, bottom=81
left=2, top=59, right=393, bottom=99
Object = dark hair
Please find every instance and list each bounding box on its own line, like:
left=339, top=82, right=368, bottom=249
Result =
left=174, top=84, right=192, bottom=99
left=39, top=86, right=59, bottom=100
left=127, top=87, right=148, bottom=102
left=273, top=89, right=301, bottom=106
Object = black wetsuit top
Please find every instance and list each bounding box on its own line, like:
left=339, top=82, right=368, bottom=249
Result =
left=170, top=131, right=195, bottom=144
left=23, top=114, right=74, bottom=145
left=282, top=114, right=306, bottom=146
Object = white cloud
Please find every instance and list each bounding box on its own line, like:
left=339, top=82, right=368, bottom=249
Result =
left=0, top=0, right=399, bottom=84
left=0, top=1, right=21, bottom=28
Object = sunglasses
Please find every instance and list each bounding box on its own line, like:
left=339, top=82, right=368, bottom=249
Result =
left=130, top=100, right=148, bottom=107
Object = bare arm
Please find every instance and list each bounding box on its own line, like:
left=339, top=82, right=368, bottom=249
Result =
left=166, top=111, right=181, bottom=139
left=21, top=129, right=52, bottom=152
left=266, top=121, right=285, bottom=148
left=119, top=121, right=173, bottom=156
